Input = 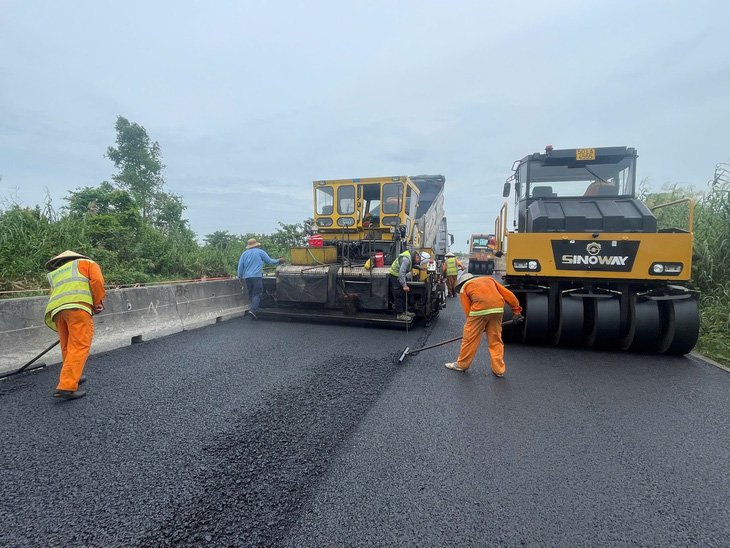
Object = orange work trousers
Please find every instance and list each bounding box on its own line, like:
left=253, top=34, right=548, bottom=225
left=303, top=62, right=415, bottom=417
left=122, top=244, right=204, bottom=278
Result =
left=456, top=313, right=505, bottom=375
left=54, top=308, right=94, bottom=391
left=446, top=275, right=458, bottom=297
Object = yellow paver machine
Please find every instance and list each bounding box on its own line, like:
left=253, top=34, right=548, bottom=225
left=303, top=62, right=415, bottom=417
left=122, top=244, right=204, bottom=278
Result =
left=258, top=175, right=450, bottom=327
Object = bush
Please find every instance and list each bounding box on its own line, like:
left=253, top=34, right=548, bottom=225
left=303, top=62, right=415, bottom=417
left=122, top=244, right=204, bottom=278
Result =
left=643, top=179, right=730, bottom=365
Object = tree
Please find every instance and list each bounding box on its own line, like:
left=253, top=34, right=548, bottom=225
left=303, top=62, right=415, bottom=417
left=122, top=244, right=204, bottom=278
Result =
left=204, top=230, right=238, bottom=250
left=65, top=181, right=138, bottom=220
left=270, top=222, right=306, bottom=248
left=153, top=191, right=188, bottom=233
left=106, top=116, right=165, bottom=220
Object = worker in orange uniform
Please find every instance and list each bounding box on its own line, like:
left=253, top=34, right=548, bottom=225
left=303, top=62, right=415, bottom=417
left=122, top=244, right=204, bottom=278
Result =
left=44, top=250, right=106, bottom=400
left=442, top=252, right=465, bottom=297
left=445, top=273, right=522, bottom=377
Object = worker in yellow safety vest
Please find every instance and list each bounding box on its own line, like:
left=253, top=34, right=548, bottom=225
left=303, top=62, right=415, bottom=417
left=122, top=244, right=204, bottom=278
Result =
left=44, top=250, right=106, bottom=400
left=442, top=252, right=465, bottom=298
left=388, top=250, right=425, bottom=321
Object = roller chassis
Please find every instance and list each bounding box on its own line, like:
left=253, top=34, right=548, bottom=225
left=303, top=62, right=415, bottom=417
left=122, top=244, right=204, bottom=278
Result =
left=500, top=276, right=700, bottom=355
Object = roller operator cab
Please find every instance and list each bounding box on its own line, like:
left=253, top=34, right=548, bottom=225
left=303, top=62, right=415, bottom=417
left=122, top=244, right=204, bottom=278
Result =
left=257, top=175, right=447, bottom=327
left=494, top=146, right=699, bottom=354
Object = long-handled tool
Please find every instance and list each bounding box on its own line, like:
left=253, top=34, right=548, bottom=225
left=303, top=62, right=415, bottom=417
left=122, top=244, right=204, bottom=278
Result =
left=398, top=335, right=462, bottom=363
left=398, top=317, right=522, bottom=363
left=0, top=340, right=60, bottom=380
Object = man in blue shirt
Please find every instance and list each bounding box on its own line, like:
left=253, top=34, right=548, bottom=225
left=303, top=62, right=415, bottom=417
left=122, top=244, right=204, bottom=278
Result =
left=237, top=238, right=285, bottom=319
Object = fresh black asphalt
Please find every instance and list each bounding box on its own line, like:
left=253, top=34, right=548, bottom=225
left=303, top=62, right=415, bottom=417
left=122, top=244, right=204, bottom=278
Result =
left=1, top=300, right=728, bottom=547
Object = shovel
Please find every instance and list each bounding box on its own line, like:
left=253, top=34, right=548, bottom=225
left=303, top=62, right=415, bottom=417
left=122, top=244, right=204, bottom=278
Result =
left=398, top=317, right=522, bottom=363
left=0, top=340, right=60, bottom=380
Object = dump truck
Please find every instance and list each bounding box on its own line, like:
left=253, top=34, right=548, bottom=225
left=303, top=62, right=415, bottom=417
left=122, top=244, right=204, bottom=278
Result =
left=410, top=174, right=454, bottom=262
left=256, top=175, right=448, bottom=327
left=467, top=233, right=496, bottom=274
left=494, top=146, right=699, bottom=354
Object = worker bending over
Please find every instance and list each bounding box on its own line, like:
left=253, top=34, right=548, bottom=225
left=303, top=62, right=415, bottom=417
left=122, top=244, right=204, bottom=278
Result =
left=445, top=273, right=522, bottom=377
left=388, top=250, right=428, bottom=321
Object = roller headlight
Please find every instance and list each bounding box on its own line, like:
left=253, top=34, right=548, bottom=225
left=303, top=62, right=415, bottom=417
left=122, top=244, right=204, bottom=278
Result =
left=649, top=262, right=683, bottom=276
left=512, top=259, right=541, bottom=272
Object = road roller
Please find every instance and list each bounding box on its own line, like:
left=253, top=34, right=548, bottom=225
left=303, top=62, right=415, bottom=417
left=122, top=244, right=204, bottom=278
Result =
left=494, top=146, right=699, bottom=354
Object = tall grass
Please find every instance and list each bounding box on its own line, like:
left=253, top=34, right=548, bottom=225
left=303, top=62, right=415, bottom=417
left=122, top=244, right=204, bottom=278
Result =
left=691, top=167, right=730, bottom=364
left=645, top=169, right=730, bottom=365
left=0, top=198, right=89, bottom=293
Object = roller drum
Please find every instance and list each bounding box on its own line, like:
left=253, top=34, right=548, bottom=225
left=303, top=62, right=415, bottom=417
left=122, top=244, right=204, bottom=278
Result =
left=521, top=293, right=551, bottom=345
left=659, top=299, right=700, bottom=355
left=583, top=297, right=621, bottom=349
left=553, top=293, right=584, bottom=346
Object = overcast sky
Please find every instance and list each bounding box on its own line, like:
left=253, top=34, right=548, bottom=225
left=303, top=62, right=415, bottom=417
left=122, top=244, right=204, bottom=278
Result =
left=1, top=0, right=728, bottom=252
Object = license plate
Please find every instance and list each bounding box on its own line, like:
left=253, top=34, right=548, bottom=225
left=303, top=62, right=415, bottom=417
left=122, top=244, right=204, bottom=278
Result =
left=576, top=148, right=596, bottom=161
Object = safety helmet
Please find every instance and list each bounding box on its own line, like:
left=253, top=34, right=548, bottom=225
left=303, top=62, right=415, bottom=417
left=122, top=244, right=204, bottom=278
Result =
left=419, top=251, right=431, bottom=262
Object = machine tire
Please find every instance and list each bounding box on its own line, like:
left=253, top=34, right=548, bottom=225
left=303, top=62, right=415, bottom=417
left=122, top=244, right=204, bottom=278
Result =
left=553, top=293, right=584, bottom=346
left=501, top=305, right=518, bottom=343
left=661, top=300, right=700, bottom=355
left=521, top=293, right=551, bottom=345
left=583, top=297, right=621, bottom=349
left=622, top=298, right=663, bottom=352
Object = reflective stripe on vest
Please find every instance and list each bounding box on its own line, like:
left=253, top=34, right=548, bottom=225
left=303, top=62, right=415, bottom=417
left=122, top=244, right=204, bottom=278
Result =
left=389, top=250, right=411, bottom=276
left=446, top=257, right=458, bottom=276
left=468, top=308, right=504, bottom=317
left=44, top=259, right=94, bottom=330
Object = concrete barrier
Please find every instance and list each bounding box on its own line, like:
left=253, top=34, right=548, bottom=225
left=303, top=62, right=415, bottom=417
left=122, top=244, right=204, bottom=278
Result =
left=0, top=279, right=249, bottom=375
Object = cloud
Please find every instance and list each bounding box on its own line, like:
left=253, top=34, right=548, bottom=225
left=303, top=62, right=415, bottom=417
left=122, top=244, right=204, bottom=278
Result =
left=1, top=0, right=729, bottom=251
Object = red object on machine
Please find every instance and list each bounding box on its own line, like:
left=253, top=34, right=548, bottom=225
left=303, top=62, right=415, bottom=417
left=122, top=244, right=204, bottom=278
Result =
left=374, top=252, right=384, bottom=267
left=308, top=235, right=323, bottom=247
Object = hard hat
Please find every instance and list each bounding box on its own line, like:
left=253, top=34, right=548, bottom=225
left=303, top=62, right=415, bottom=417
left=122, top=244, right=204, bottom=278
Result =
left=45, top=250, right=90, bottom=271
left=419, top=251, right=431, bottom=261
left=454, top=272, right=476, bottom=292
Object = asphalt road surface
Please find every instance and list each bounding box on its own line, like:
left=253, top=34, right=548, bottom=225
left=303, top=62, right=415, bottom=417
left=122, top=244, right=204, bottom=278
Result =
left=1, top=300, right=728, bottom=547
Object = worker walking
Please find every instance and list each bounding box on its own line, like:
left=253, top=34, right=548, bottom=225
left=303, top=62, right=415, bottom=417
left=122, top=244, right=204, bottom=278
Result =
left=388, top=250, right=427, bottom=321
left=445, top=273, right=522, bottom=377
left=44, top=250, right=106, bottom=400
left=442, top=251, right=465, bottom=297
left=237, top=238, right=285, bottom=319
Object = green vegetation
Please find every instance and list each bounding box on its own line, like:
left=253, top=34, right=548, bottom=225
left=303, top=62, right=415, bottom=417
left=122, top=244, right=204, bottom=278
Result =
left=0, top=116, right=306, bottom=296
left=642, top=168, right=730, bottom=365
left=1, top=117, right=727, bottom=364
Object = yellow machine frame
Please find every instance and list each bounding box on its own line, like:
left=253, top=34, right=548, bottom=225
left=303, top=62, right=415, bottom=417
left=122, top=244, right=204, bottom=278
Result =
left=498, top=198, right=695, bottom=281
left=312, top=176, right=422, bottom=246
